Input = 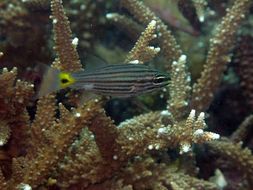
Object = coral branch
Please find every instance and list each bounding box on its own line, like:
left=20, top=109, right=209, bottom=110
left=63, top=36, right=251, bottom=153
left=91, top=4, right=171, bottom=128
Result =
left=168, top=55, right=191, bottom=121
left=207, top=140, right=253, bottom=186
left=23, top=0, right=49, bottom=10
left=56, top=103, right=122, bottom=188
left=0, top=121, right=10, bottom=146
left=177, top=0, right=201, bottom=31
left=125, top=20, right=160, bottom=63
left=117, top=110, right=219, bottom=156
left=28, top=94, right=57, bottom=156
left=234, top=36, right=253, bottom=109
left=0, top=169, right=8, bottom=189
left=88, top=109, right=121, bottom=163
left=192, top=0, right=207, bottom=22
left=191, top=0, right=252, bottom=111
left=50, top=0, right=82, bottom=72
left=56, top=128, right=101, bottom=188
left=121, top=0, right=182, bottom=63
left=12, top=100, right=102, bottom=188
left=0, top=67, right=33, bottom=158
left=230, top=114, right=253, bottom=143
left=106, top=13, right=143, bottom=41
left=94, top=157, right=218, bottom=190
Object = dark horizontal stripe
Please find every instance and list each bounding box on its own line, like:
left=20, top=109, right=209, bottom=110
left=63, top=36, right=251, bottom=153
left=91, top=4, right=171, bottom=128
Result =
left=93, top=87, right=132, bottom=92
left=79, top=63, right=154, bottom=71
left=73, top=69, right=157, bottom=79
left=97, top=64, right=155, bottom=71
left=92, top=86, right=158, bottom=96
left=95, top=64, right=153, bottom=70
left=93, top=83, right=137, bottom=88
left=75, top=77, right=153, bottom=84
left=96, top=68, right=156, bottom=75
left=93, top=80, right=154, bottom=88
left=73, top=68, right=154, bottom=74
left=92, top=82, right=157, bottom=93
left=74, top=72, right=155, bottom=80
left=93, top=81, right=153, bottom=89
left=73, top=64, right=158, bottom=77
left=93, top=89, right=137, bottom=95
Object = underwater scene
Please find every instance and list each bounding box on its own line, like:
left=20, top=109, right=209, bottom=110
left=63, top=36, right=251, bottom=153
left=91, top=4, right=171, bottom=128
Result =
left=0, top=0, right=253, bottom=189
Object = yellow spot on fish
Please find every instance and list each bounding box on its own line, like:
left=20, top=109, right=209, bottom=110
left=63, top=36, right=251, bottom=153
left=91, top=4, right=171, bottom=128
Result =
left=59, top=72, right=76, bottom=89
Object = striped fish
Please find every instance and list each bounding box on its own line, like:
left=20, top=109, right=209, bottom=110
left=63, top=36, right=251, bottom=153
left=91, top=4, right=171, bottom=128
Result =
left=38, top=64, right=170, bottom=98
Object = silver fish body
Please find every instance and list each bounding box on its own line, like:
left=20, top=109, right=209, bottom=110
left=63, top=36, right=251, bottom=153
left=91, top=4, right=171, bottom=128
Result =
left=70, top=64, right=170, bottom=97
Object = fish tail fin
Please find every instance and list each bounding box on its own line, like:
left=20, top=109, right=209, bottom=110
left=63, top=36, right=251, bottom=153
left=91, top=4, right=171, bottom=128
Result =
left=35, top=64, right=62, bottom=98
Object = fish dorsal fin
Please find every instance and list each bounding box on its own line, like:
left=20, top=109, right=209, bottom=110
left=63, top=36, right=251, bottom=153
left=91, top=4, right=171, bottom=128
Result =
left=83, top=54, right=108, bottom=72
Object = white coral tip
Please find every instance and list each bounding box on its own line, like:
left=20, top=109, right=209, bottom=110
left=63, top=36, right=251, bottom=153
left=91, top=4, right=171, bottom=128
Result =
left=180, top=143, right=191, bottom=154
left=72, top=37, right=79, bottom=46
left=106, top=13, right=117, bottom=19
left=150, top=20, right=156, bottom=26
left=194, top=129, right=204, bottom=136
left=211, top=133, right=220, bottom=139
left=154, top=47, right=160, bottom=52
left=198, top=112, right=205, bottom=119
left=179, top=54, right=187, bottom=62
left=75, top=112, right=81, bottom=117
left=17, top=183, right=32, bottom=190
left=189, top=109, right=196, bottom=118
left=0, top=141, right=4, bottom=146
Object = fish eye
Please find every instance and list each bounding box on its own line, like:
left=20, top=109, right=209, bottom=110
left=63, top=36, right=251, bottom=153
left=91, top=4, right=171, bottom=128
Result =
left=153, top=75, right=166, bottom=84
left=61, top=78, right=69, bottom=84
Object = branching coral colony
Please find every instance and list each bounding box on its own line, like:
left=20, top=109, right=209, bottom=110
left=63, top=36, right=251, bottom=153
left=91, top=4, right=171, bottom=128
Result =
left=0, top=0, right=253, bottom=189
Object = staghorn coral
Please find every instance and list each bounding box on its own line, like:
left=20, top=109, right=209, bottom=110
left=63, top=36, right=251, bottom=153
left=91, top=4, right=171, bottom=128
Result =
left=120, top=0, right=183, bottom=64
left=22, top=0, right=50, bottom=10
left=0, top=67, right=34, bottom=185
left=190, top=0, right=252, bottom=111
left=50, top=0, right=82, bottom=72
left=177, top=0, right=202, bottom=32
left=207, top=139, right=253, bottom=189
left=0, top=120, right=10, bottom=146
left=65, top=0, right=104, bottom=54
left=168, top=55, right=191, bottom=121
left=106, top=13, right=144, bottom=41
left=124, top=20, right=160, bottom=64
left=88, top=156, right=217, bottom=190
left=0, top=0, right=253, bottom=189
left=0, top=0, right=51, bottom=71
left=192, top=0, right=208, bottom=22
left=234, top=36, right=253, bottom=110
left=230, top=114, right=253, bottom=143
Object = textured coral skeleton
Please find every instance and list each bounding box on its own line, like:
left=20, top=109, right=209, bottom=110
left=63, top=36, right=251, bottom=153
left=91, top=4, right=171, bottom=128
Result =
left=0, top=0, right=253, bottom=189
